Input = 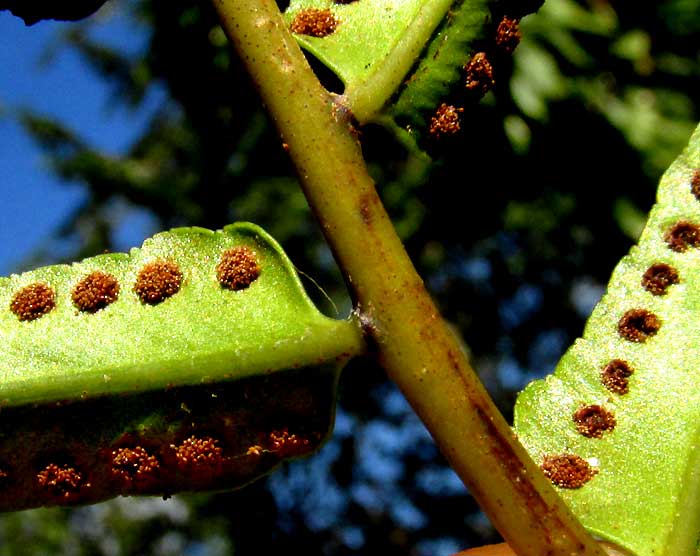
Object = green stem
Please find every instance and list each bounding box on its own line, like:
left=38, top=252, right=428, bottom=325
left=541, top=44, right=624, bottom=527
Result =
left=456, top=541, right=633, bottom=556
left=211, top=0, right=607, bottom=554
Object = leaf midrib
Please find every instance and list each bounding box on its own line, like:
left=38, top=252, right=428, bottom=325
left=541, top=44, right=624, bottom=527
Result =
left=343, top=0, right=455, bottom=122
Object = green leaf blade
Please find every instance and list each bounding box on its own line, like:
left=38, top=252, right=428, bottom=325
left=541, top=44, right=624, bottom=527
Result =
left=0, top=222, right=362, bottom=407
left=284, top=0, right=491, bottom=126
left=287, top=0, right=441, bottom=92
left=387, top=0, right=491, bottom=132
left=514, top=124, right=700, bottom=556
left=0, top=222, right=363, bottom=511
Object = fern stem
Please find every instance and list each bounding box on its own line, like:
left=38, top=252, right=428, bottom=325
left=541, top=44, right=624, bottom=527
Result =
left=455, top=541, right=633, bottom=556
left=210, top=0, right=607, bottom=554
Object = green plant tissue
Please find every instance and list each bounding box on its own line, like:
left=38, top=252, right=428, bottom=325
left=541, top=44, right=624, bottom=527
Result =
left=514, top=123, right=700, bottom=556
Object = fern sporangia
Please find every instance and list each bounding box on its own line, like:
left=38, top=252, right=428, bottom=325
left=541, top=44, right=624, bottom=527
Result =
left=283, top=0, right=543, bottom=149
left=514, top=123, right=700, bottom=556
left=0, top=223, right=364, bottom=511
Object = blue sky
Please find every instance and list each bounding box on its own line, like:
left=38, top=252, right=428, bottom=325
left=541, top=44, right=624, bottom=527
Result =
left=0, top=4, right=161, bottom=274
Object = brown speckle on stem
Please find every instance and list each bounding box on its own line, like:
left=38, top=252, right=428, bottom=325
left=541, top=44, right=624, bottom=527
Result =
left=601, top=359, right=633, bottom=395
left=290, top=8, right=339, bottom=38
left=10, top=282, right=56, bottom=321
left=358, top=193, right=377, bottom=226
left=133, top=260, right=182, bottom=304
left=37, top=463, right=84, bottom=499
left=665, top=221, right=700, bottom=252
left=464, top=52, right=495, bottom=95
left=495, top=16, right=520, bottom=53
left=573, top=405, right=616, bottom=438
left=541, top=454, right=597, bottom=488
left=72, top=271, right=120, bottom=313
left=216, top=247, right=260, bottom=290
left=641, top=263, right=679, bottom=296
left=429, top=103, right=463, bottom=140
left=618, top=308, right=660, bottom=342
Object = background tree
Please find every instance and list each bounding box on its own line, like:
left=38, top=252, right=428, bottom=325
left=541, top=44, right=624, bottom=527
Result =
left=2, top=0, right=700, bottom=554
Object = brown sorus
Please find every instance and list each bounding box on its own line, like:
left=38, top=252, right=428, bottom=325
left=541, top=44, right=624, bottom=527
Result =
left=541, top=454, right=597, bottom=488
left=464, top=52, right=495, bottom=95
left=641, top=263, right=679, bottom=296
left=601, top=359, right=634, bottom=395
left=173, top=436, right=224, bottom=468
left=268, top=429, right=311, bottom=459
left=10, top=282, right=56, bottom=321
left=429, top=103, right=464, bottom=139
left=495, top=16, right=521, bottom=53
left=691, top=169, right=700, bottom=200
left=618, top=308, right=660, bottom=342
left=72, top=271, right=120, bottom=313
left=133, top=260, right=182, bottom=304
left=665, top=221, right=700, bottom=252
left=36, top=463, right=83, bottom=499
left=573, top=404, right=616, bottom=438
left=216, top=247, right=261, bottom=290
left=111, top=446, right=160, bottom=484
left=290, top=8, right=339, bottom=38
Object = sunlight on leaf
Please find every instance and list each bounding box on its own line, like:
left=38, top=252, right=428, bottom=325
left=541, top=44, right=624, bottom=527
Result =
left=0, top=223, right=364, bottom=511
left=514, top=123, right=700, bottom=556
left=283, top=0, right=537, bottom=146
